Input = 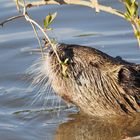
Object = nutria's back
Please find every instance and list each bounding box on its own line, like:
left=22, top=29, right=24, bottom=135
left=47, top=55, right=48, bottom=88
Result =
left=42, top=44, right=140, bottom=117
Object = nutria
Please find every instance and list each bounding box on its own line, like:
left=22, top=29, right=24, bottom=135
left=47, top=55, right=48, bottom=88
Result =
left=30, top=43, right=140, bottom=117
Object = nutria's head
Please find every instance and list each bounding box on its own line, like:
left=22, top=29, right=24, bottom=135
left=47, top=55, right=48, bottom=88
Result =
left=31, top=44, right=140, bottom=117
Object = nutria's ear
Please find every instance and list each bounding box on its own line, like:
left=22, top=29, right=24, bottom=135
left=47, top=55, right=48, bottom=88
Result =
left=118, top=67, right=131, bottom=83
left=111, top=65, right=136, bottom=84
left=118, top=66, right=140, bottom=88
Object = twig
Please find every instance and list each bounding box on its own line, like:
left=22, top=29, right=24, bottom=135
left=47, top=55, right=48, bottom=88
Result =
left=30, top=21, right=44, bottom=58
left=131, top=23, right=140, bottom=47
left=20, top=0, right=44, bottom=58
left=18, top=0, right=61, bottom=62
left=131, top=19, right=140, bottom=47
left=24, top=14, right=61, bottom=63
left=22, top=0, right=140, bottom=48
left=0, top=15, right=24, bottom=26
left=23, top=0, right=125, bottom=18
left=90, top=0, right=100, bottom=13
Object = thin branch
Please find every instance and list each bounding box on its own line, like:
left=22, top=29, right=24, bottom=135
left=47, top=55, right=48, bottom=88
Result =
left=131, top=23, right=140, bottom=47
left=24, top=14, right=61, bottom=63
left=90, top=0, right=100, bottom=13
left=9, top=0, right=62, bottom=62
left=0, top=15, right=24, bottom=26
left=30, top=21, right=45, bottom=58
left=24, top=0, right=125, bottom=18
left=22, top=0, right=44, bottom=58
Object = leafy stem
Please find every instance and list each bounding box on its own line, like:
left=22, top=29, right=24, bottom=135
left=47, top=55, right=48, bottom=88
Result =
left=16, top=0, right=62, bottom=63
left=16, top=0, right=140, bottom=47
left=60, top=58, right=69, bottom=77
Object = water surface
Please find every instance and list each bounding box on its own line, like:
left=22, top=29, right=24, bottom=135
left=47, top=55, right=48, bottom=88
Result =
left=0, top=0, right=140, bottom=140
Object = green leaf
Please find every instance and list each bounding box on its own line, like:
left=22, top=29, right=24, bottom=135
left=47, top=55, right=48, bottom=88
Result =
left=134, top=31, right=140, bottom=38
left=124, top=0, right=138, bottom=17
left=47, top=28, right=53, bottom=30
left=50, top=38, right=57, bottom=45
left=43, top=19, right=47, bottom=29
left=124, top=0, right=131, bottom=6
left=61, top=58, right=69, bottom=77
left=43, top=12, right=57, bottom=29
left=125, top=2, right=132, bottom=15
left=129, top=1, right=138, bottom=16
left=124, top=12, right=131, bottom=20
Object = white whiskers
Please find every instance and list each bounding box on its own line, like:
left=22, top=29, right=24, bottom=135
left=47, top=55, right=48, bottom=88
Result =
left=26, top=52, right=66, bottom=114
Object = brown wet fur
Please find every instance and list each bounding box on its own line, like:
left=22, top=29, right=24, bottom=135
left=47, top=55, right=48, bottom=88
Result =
left=55, top=113, right=140, bottom=140
left=47, top=44, right=140, bottom=117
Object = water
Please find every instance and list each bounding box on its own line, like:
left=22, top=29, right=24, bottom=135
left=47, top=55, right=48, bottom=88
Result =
left=0, top=0, right=140, bottom=140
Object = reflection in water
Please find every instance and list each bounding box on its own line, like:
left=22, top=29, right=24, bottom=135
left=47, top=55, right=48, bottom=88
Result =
left=55, top=113, right=140, bottom=140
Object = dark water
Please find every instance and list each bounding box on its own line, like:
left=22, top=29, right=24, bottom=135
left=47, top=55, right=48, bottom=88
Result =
left=0, top=0, right=140, bottom=140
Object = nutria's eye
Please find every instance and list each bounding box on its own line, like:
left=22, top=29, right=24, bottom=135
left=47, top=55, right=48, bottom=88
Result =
left=59, top=48, right=73, bottom=64
left=49, top=50, right=53, bottom=55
